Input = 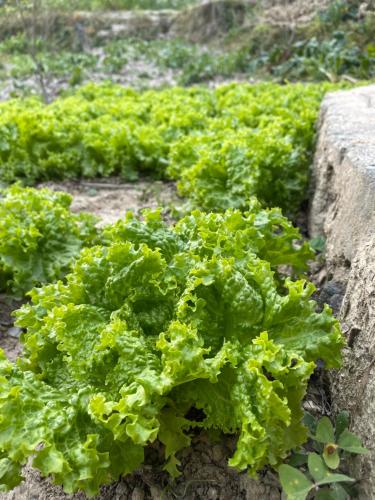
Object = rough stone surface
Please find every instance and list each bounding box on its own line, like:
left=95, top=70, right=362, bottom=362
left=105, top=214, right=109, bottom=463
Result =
left=332, top=235, right=375, bottom=499
left=309, top=85, right=375, bottom=274
left=309, top=84, right=375, bottom=498
left=255, top=0, right=332, bottom=27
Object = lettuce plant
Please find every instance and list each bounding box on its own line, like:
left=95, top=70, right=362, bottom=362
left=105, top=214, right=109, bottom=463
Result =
left=0, top=185, right=98, bottom=295
left=0, top=205, right=343, bottom=495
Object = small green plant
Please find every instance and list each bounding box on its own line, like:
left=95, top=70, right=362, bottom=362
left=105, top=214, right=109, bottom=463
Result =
left=309, top=236, right=326, bottom=255
left=279, top=412, right=369, bottom=499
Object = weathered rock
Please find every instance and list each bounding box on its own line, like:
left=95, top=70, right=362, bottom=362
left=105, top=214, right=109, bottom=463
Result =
left=309, top=85, right=375, bottom=275
left=309, top=84, right=375, bottom=498
left=332, top=234, right=375, bottom=499
left=255, top=0, right=332, bottom=27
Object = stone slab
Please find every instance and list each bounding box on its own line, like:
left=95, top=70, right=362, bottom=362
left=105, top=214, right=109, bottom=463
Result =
left=309, top=84, right=375, bottom=498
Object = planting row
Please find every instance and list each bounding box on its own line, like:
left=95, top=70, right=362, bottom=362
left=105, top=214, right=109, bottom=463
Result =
left=0, top=182, right=315, bottom=295
left=0, top=82, right=345, bottom=214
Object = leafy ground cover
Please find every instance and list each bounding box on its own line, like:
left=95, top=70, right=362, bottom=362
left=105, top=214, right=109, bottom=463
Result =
left=0, top=37, right=253, bottom=91
left=101, top=38, right=247, bottom=86
left=0, top=81, right=358, bottom=500
left=0, top=205, right=343, bottom=496
left=0, top=79, right=339, bottom=298
left=0, top=81, right=345, bottom=216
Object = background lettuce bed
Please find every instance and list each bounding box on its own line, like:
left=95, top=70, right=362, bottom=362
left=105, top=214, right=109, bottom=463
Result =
left=0, top=207, right=343, bottom=495
left=0, top=82, right=343, bottom=214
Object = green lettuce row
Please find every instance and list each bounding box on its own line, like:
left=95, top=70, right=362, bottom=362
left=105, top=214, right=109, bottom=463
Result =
left=0, top=184, right=98, bottom=295
left=0, top=207, right=343, bottom=495
left=0, top=82, right=341, bottom=214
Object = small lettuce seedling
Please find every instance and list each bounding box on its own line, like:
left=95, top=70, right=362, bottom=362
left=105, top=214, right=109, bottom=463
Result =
left=279, top=412, right=369, bottom=499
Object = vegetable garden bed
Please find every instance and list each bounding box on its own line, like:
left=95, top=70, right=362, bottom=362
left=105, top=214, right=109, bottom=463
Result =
left=0, top=81, right=370, bottom=500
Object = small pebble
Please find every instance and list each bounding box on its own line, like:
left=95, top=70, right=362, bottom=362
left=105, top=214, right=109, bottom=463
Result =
left=207, top=486, right=220, bottom=499
left=8, top=327, right=21, bottom=338
left=212, top=444, right=225, bottom=462
left=150, top=485, right=165, bottom=499
left=131, top=486, right=145, bottom=500
left=317, top=268, right=327, bottom=284
left=201, top=451, right=213, bottom=464
left=115, top=482, right=130, bottom=499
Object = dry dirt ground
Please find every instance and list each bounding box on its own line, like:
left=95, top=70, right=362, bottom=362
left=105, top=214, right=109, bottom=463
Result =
left=0, top=294, right=23, bottom=362
left=39, top=178, right=183, bottom=225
